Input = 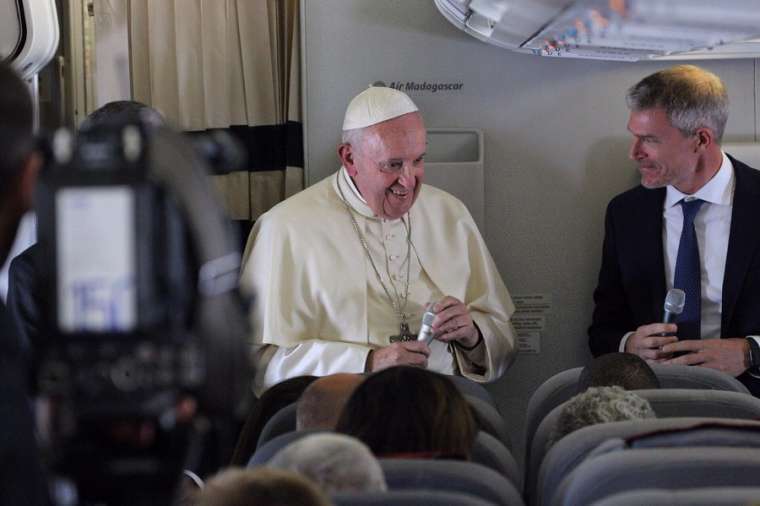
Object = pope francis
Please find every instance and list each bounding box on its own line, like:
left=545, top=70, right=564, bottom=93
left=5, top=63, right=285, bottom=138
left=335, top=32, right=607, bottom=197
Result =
left=241, top=86, right=517, bottom=394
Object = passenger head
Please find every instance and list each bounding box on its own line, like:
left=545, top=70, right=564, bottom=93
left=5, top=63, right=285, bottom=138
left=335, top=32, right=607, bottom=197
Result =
left=0, top=62, right=39, bottom=263
left=549, top=386, right=656, bottom=448
left=578, top=353, right=660, bottom=393
left=626, top=65, right=727, bottom=194
left=335, top=366, right=477, bottom=459
left=82, top=100, right=165, bottom=129
left=195, top=467, right=331, bottom=506
left=268, top=433, right=386, bottom=494
left=230, top=375, right=318, bottom=466
left=338, top=87, right=426, bottom=220
left=296, top=373, right=363, bottom=431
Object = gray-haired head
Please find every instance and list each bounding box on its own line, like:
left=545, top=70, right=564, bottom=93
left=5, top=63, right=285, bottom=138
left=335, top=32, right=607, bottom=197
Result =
left=268, top=433, right=387, bottom=494
left=626, top=65, right=728, bottom=143
left=549, top=386, right=656, bottom=449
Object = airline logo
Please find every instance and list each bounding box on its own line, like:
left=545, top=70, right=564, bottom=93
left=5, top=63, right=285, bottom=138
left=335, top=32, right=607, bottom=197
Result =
left=373, top=80, right=464, bottom=94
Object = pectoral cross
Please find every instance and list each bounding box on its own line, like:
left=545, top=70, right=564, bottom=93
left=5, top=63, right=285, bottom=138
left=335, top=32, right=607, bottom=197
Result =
left=390, top=321, right=416, bottom=343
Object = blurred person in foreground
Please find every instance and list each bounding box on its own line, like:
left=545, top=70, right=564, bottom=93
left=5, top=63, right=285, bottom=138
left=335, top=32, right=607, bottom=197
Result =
left=0, top=61, right=48, bottom=506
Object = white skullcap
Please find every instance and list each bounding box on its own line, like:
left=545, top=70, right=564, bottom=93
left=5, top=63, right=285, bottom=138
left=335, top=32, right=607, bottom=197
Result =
left=342, top=86, right=419, bottom=131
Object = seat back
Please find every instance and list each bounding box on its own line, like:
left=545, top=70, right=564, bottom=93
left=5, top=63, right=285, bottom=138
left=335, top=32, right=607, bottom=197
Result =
left=591, top=487, right=760, bottom=506
left=466, top=394, right=511, bottom=449
left=250, top=429, right=518, bottom=486
left=332, top=489, right=496, bottom=506
left=555, top=447, right=760, bottom=506
left=527, top=389, right=760, bottom=505
left=448, top=375, right=497, bottom=406
left=248, top=429, right=324, bottom=467
left=256, top=380, right=507, bottom=450
left=380, top=459, right=524, bottom=506
left=651, top=365, right=749, bottom=392
left=524, top=366, right=750, bottom=479
left=532, top=417, right=760, bottom=506
left=471, top=431, right=521, bottom=489
left=255, top=402, right=297, bottom=449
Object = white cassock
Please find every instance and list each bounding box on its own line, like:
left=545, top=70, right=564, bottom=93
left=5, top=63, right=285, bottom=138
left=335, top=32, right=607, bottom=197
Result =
left=241, top=167, right=516, bottom=394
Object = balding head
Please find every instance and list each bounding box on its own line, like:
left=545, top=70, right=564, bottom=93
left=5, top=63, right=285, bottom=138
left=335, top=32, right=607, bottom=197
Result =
left=296, top=373, right=363, bottom=431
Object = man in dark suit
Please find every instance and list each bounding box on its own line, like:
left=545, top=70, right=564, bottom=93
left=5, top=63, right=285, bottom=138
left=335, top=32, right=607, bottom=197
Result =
left=589, top=64, right=760, bottom=396
left=0, top=62, right=48, bottom=504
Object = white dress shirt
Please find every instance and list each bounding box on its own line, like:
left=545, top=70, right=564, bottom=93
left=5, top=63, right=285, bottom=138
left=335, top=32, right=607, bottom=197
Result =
left=662, top=151, right=734, bottom=340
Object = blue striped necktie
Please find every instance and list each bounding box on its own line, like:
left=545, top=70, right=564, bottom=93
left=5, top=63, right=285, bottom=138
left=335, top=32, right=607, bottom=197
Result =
left=673, top=198, right=704, bottom=340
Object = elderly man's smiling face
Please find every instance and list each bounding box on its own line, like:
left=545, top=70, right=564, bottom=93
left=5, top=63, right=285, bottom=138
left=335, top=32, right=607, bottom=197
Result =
left=342, top=112, right=426, bottom=220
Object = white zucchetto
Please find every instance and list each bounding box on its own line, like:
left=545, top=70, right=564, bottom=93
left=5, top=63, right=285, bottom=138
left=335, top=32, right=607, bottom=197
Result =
left=342, top=86, right=419, bottom=131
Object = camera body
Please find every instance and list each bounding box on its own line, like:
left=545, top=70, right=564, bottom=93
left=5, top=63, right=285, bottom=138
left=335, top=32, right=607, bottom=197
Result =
left=33, top=119, right=251, bottom=504
left=36, top=122, right=202, bottom=416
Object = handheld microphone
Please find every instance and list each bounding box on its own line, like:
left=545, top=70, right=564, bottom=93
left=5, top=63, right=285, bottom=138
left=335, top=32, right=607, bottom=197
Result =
left=417, top=308, right=436, bottom=345
left=663, top=288, right=686, bottom=323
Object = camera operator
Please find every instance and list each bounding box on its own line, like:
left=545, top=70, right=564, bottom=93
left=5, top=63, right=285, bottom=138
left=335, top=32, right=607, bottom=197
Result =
left=0, top=61, right=48, bottom=505
left=26, top=97, right=250, bottom=504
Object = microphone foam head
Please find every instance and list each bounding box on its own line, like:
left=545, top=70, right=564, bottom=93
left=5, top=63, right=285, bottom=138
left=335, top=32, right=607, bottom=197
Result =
left=664, top=288, right=686, bottom=315
left=422, top=310, right=436, bottom=326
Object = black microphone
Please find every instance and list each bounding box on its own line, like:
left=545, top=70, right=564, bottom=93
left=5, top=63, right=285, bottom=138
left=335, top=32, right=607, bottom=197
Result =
left=663, top=288, right=686, bottom=324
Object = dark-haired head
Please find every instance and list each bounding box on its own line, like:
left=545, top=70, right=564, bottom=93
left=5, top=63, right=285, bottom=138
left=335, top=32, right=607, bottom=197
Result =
left=335, top=366, right=476, bottom=459
left=81, top=100, right=165, bottom=130
left=578, top=353, right=660, bottom=393
left=0, top=62, right=39, bottom=265
left=0, top=62, right=34, bottom=193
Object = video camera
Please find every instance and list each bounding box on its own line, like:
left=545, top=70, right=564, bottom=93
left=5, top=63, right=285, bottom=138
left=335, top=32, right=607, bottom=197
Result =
left=33, top=117, right=252, bottom=505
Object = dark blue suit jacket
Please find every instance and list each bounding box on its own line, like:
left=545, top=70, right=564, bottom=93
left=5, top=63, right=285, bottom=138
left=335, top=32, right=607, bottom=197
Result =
left=0, top=301, right=48, bottom=505
left=588, top=155, right=760, bottom=396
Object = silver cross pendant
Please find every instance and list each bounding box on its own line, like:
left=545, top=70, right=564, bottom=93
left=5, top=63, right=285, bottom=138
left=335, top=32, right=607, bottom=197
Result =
left=390, top=322, right=416, bottom=343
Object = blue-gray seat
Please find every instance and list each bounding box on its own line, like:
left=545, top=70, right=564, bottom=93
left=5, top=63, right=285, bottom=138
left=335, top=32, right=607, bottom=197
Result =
left=332, top=489, right=496, bottom=506
left=256, top=393, right=510, bottom=450
left=255, top=402, right=298, bottom=449
left=590, top=487, right=760, bottom=506
left=555, top=447, right=760, bottom=506
left=447, top=374, right=497, bottom=406
left=380, top=459, right=523, bottom=506
left=249, top=429, right=521, bottom=487
left=248, top=429, right=324, bottom=467
left=523, top=364, right=749, bottom=479
left=527, top=389, right=760, bottom=505
left=533, top=417, right=760, bottom=506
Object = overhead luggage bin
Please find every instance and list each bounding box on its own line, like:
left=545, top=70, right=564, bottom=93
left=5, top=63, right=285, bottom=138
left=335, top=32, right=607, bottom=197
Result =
left=434, top=0, right=760, bottom=61
left=0, top=0, right=59, bottom=78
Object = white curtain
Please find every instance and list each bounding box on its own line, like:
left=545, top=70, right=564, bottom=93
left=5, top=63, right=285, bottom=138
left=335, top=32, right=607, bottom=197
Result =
left=128, top=0, right=302, bottom=220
